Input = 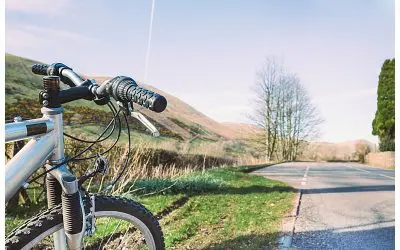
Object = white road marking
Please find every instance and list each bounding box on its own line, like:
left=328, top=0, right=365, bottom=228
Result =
left=300, top=166, right=310, bottom=186
left=303, top=166, right=310, bottom=178
left=380, top=174, right=395, bottom=179
left=344, top=164, right=395, bottom=180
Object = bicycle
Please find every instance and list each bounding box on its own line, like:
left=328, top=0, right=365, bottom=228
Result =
left=5, top=63, right=168, bottom=249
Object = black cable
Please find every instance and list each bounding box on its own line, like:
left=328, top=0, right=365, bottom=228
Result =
left=28, top=108, right=122, bottom=184
left=102, top=110, right=131, bottom=193
left=73, top=105, right=122, bottom=161
left=63, top=102, right=117, bottom=143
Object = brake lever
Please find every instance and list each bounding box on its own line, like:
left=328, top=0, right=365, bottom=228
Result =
left=116, top=101, right=160, bottom=137
left=131, top=111, right=160, bottom=137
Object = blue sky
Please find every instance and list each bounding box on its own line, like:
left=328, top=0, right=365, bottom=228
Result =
left=5, top=0, right=394, bottom=143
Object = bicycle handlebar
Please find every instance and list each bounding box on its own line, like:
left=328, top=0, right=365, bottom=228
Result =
left=32, top=63, right=85, bottom=87
left=97, top=76, right=167, bottom=113
left=31, top=63, right=167, bottom=113
left=31, top=64, right=48, bottom=75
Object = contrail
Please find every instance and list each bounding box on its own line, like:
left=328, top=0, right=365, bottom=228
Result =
left=144, top=0, right=155, bottom=83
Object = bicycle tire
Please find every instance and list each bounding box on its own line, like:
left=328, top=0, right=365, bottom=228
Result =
left=5, top=195, right=165, bottom=250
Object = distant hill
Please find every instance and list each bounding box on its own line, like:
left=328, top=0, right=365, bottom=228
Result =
left=5, top=53, right=257, bottom=142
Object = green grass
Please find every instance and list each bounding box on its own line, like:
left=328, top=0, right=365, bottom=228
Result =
left=83, top=166, right=294, bottom=249
left=139, top=194, right=186, bottom=215
left=122, top=172, right=226, bottom=196
left=5, top=166, right=294, bottom=249
left=160, top=167, right=295, bottom=249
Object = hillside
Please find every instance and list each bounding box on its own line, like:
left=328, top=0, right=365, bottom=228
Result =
left=91, top=76, right=257, bottom=141
left=5, top=53, right=260, bottom=159
left=5, top=53, right=257, bottom=140
left=5, top=53, right=375, bottom=162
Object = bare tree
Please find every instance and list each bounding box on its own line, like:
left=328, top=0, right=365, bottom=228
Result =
left=250, top=58, right=323, bottom=162
left=250, top=58, right=282, bottom=161
left=354, top=141, right=372, bottom=163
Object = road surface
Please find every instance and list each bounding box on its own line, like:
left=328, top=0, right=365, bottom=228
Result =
left=253, top=162, right=395, bottom=250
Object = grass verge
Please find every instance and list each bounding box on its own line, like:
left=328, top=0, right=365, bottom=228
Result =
left=134, top=166, right=295, bottom=249
left=6, top=165, right=295, bottom=249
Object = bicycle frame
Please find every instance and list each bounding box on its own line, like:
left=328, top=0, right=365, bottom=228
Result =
left=5, top=107, right=85, bottom=250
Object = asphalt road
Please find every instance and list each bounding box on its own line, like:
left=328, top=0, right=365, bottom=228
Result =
left=253, top=162, right=395, bottom=250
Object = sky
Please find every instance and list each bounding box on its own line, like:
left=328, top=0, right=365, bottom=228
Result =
left=5, top=0, right=394, bottom=143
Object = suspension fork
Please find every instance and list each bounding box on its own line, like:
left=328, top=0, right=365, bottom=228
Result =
left=42, top=106, right=85, bottom=249
left=46, top=173, right=65, bottom=249
left=46, top=165, right=86, bottom=250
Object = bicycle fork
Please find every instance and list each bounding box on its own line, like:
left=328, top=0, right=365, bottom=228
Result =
left=43, top=106, right=85, bottom=250
left=46, top=165, right=86, bottom=250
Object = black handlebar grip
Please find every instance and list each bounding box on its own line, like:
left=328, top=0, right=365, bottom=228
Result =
left=32, top=64, right=49, bottom=75
left=107, top=76, right=167, bottom=113
left=127, top=85, right=167, bottom=113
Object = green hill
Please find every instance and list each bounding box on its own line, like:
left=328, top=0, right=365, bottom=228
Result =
left=5, top=53, right=260, bottom=158
left=5, top=54, right=44, bottom=103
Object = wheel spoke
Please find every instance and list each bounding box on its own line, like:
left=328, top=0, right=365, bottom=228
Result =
left=102, top=219, right=122, bottom=249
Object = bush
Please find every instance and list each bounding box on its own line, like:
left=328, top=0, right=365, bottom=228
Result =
left=354, top=141, right=371, bottom=163
left=379, top=136, right=395, bottom=152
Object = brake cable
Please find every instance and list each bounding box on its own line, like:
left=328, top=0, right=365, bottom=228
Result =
left=28, top=107, right=122, bottom=184
left=63, top=102, right=117, bottom=144
left=102, top=110, right=132, bottom=193
left=72, top=102, right=123, bottom=160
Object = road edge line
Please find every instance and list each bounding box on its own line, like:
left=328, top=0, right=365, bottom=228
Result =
left=293, top=188, right=302, bottom=217
left=280, top=188, right=302, bottom=249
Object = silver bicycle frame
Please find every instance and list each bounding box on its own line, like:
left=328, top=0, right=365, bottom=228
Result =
left=5, top=107, right=85, bottom=250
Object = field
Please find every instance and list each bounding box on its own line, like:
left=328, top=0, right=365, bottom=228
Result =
left=6, top=166, right=295, bottom=249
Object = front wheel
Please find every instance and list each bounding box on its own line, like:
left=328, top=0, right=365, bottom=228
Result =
left=5, top=195, right=165, bottom=250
